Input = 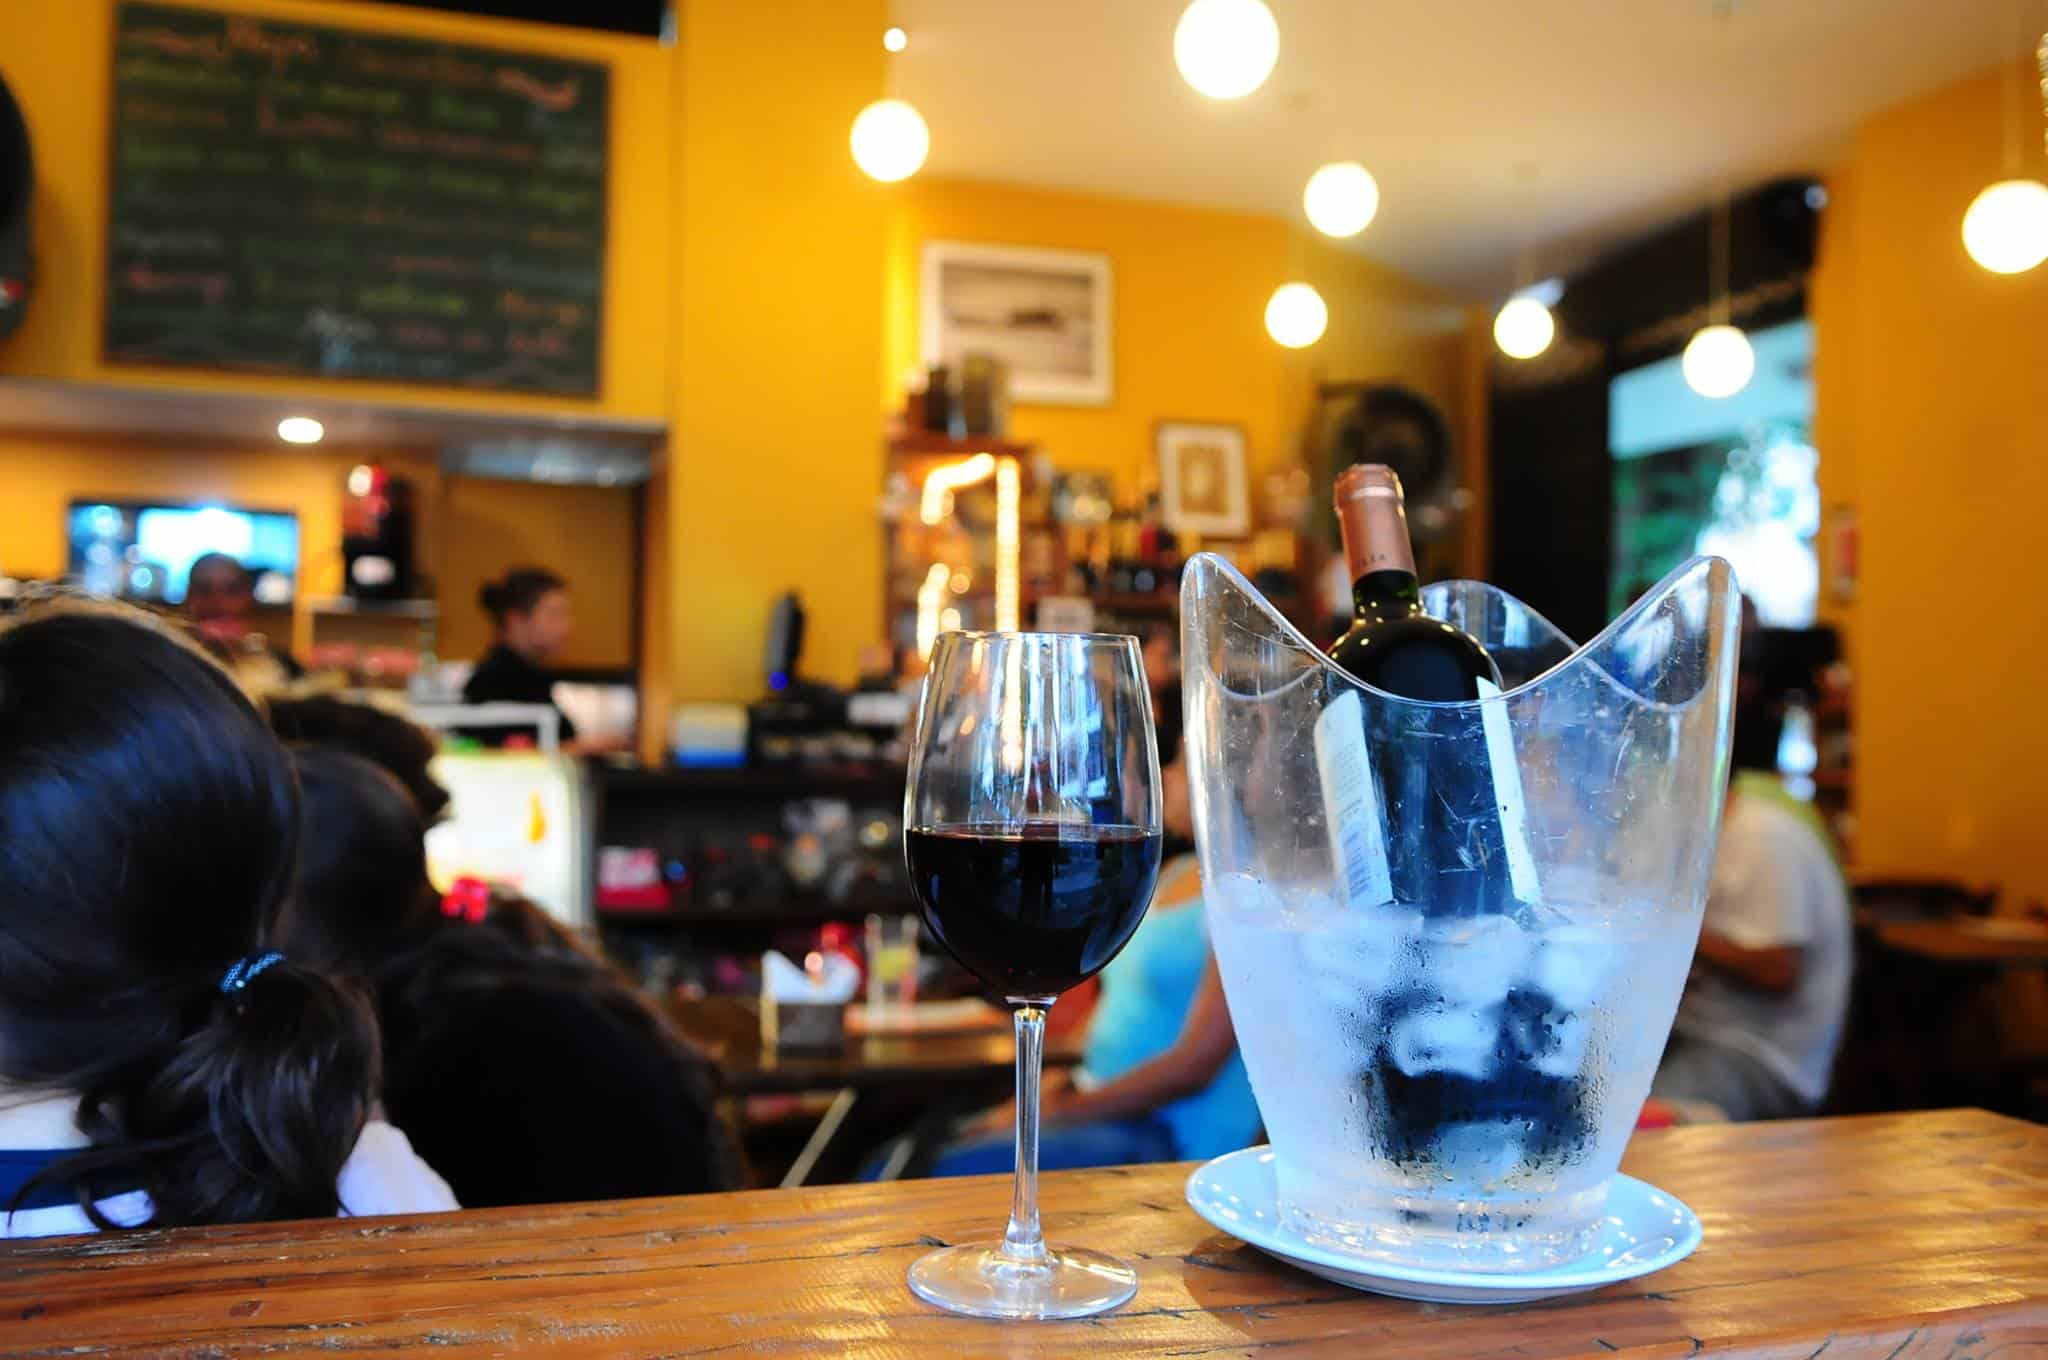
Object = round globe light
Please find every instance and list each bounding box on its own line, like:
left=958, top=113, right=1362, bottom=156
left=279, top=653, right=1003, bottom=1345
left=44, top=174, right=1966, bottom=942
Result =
left=1681, top=324, right=1755, bottom=399
left=883, top=26, right=908, bottom=53
left=1174, top=0, right=1279, bottom=100
left=1303, top=162, right=1379, bottom=238
left=1265, top=282, right=1327, bottom=349
left=850, top=99, right=929, bottom=183
left=1492, top=296, right=1555, bottom=360
left=1962, top=179, right=2048, bottom=275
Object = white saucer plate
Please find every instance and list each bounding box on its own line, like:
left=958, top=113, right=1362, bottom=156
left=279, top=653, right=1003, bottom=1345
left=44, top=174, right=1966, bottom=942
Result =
left=1184, top=1147, right=1702, bottom=1305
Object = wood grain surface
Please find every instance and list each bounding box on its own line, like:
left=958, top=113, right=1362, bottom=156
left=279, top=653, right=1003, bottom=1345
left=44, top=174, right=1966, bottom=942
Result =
left=1, top=1109, right=2041, bottom=1357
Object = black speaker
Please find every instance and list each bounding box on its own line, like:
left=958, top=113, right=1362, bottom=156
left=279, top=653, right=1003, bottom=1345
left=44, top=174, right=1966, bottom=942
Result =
left=0, top=71, right=33, bottom=340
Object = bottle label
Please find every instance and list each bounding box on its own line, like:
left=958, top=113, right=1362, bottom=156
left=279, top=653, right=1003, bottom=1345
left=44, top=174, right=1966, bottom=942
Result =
left=1313, top=688, right=1393, bottom=907
left=1474, top=676, right=1542, bottom=907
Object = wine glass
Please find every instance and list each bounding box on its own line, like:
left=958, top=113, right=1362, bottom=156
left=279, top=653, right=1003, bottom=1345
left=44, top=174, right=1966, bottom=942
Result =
left=903, top=631, right=1164, bottom=1320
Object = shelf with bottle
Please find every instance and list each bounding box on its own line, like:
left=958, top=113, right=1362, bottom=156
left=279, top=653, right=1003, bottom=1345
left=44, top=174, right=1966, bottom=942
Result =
left=881, top=422, right=1322, bottom=649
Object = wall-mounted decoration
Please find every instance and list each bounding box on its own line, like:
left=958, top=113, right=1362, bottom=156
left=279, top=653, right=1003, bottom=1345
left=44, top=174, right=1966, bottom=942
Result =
left=1157, top=421, right=1249, bottom=537
left=921, top=241, right=1112, bottom=406
left=104, top=3, right=608, bottom=395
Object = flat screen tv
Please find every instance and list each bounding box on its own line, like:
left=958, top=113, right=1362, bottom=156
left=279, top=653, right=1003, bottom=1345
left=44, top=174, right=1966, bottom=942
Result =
left=67, top=500, right=300, bottom=606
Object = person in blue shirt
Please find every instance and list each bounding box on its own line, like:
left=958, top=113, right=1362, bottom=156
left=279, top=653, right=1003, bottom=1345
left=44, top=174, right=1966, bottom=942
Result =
left=920, top=688, right=1261, bottom=1175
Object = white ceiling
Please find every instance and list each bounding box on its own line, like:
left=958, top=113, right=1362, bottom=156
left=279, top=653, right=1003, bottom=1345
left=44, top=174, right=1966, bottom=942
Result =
left=892, top=0, right=2041, bottom=298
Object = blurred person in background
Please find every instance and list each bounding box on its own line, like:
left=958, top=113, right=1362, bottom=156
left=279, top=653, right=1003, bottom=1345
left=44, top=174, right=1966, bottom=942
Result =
left=185, top=551, right=301, bottom=690
left=273, top=706, right=739, bottom=1207
left=463, top=567, right=623, bottom=751
left=1652, top=687, right=1852, bottom=1121
left=0, top=604, right=453, bottom=1238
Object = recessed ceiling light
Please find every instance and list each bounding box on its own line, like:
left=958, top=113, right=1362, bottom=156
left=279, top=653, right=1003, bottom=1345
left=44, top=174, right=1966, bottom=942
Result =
left=277, top=416, right=324, bottom=444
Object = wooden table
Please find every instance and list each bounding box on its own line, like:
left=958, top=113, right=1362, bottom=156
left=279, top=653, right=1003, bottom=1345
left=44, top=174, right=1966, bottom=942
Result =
left=670, top=996, right=1083, bottom=1096
left=5, top=1109, right=2042, bottom=1355
left=1874, top=918, right=2048, bottom=966
left=669, top=996, right=1084, bottom=1186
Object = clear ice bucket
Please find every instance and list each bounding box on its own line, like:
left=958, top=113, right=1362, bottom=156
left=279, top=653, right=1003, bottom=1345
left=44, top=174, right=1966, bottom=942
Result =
left=1180, top=553, right=1739, bottom=1272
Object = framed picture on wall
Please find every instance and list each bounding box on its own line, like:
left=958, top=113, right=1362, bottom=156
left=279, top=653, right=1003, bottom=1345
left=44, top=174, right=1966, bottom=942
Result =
left=1157, top=421, right=1250, bottom=537
left=920, top=241, right=1113, bottom=405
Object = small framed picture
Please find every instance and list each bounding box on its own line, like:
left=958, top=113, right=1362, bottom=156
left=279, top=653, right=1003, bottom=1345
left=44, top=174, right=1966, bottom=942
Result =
left=921, top=241, right=1114, bottom=406
left=1157, top=422, right=1250, bottom=537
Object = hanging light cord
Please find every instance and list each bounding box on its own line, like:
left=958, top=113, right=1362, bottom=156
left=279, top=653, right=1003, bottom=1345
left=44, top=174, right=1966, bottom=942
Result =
left=1711, top=188, right=1731, bottom=327
left=1710, top=1, right=1733, bottom=328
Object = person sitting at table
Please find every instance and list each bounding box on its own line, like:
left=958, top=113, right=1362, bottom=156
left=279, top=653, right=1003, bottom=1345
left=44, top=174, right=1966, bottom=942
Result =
left=1651, top=691, right=1853, bottom=1121
left=0, top=603, right=456, bottom=1237
left=897, top=689, right=1261, bottom=1177
left=276, top=738, right=740, bottom=1207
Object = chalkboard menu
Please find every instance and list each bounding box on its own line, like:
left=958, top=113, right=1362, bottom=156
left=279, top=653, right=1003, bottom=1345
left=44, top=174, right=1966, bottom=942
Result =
left=105, top=2, right=608, bottom=395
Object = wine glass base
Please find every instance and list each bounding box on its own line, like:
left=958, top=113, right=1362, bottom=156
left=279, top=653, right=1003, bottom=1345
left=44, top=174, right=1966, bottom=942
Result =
left=907, top=1242, right=1138, bottom=1320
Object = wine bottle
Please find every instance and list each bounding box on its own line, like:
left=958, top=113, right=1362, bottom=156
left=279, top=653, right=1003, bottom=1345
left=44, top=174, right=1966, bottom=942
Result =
left=1324, top=464, right=1534, bottom=917
left=1328, top=464, right=1499, bottom=699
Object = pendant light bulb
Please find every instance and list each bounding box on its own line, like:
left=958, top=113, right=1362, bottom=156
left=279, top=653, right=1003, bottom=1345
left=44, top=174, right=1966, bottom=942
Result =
left=1962, top=179, right=2048, bottom=274
left=1303, top=162, right=1379, bottom=238
left=850, top=99, right=929, bottom=182
left=1682, top=324, right=1755, bottom=399
left=1174, top=0, right=1279, bottom=100
left=1265, top=283, right=1327, bottom=349
left=1492, top=296, right=1555, bottom=360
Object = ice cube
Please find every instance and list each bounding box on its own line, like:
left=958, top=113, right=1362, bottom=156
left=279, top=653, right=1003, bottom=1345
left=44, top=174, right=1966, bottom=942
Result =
left=1531, top=1012, right=1592, bottom=1079
left=1420, top=913, right=1529, bottom=1006
left=1432, top=1121, right=1525, bottom=1187
left=1388, top=1002, right=1495, bottom=1079
left=1529, top=924, right=1616, bottom=1012
left=1304, top=905, right=1419, bottom=1011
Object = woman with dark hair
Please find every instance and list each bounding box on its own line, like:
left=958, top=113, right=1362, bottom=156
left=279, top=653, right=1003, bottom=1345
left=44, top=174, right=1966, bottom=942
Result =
left=0, top=604, right=455, bottom=1237
left=462, top=566, right=589, bottom=748
left=282, top=742, right=741, bottom=1207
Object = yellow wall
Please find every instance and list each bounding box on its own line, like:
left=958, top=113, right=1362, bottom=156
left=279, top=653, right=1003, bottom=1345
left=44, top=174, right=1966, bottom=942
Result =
left=884, top=178, right=1485, bottom=504
left=1812, top=58, right=2048, bottom=906
left=437, top=477, right=636, bottom=668
left=666, top=0, right=888, bottom=700
left=0, top=0, right=672, bottom=420
left=2, top=0, right=1486, bottom=707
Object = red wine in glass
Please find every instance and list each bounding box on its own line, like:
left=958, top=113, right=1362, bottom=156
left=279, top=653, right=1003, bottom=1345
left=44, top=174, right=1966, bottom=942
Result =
left=901, top=629, right=1162, bottom=1320
left=907, top=823, right=1162, bottom=999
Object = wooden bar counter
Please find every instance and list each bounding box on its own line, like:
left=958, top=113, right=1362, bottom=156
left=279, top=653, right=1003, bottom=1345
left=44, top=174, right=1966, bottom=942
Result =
left=2, top=1110, right=2041, bottom=1356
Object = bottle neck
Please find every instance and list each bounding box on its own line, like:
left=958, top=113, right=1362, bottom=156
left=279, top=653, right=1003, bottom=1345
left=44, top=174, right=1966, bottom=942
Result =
left=1352, top=568, right=1424, bottom=624
left=1335, top=473, right=1419, bottom=622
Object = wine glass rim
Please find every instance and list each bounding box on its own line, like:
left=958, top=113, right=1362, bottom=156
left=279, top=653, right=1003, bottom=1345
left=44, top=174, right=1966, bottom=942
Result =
left=936, top=628, right=1143, bottom=645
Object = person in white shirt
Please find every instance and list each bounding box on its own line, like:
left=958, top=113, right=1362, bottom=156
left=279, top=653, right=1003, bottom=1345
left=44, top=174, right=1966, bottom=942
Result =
left=1653, top=702, right=1853, bottom=1121
left=0, top=603, right=456, bottom=1238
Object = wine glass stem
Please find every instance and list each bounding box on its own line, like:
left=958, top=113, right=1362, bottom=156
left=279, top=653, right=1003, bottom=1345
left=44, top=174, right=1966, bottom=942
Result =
left=1001, top=1002, right=1050, bottom=1265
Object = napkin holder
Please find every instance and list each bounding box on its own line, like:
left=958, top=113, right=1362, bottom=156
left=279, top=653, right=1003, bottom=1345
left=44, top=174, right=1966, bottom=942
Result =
left=760, top=949, right=858, bottom=1050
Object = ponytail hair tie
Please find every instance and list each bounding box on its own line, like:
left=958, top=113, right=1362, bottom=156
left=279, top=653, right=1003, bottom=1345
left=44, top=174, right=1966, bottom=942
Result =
left=219, top=951, right=287, bottom=996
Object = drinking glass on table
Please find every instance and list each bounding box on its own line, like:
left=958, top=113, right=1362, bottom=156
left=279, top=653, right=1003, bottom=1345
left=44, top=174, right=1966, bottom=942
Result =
left=902, top=631, right=1164, bottom=1320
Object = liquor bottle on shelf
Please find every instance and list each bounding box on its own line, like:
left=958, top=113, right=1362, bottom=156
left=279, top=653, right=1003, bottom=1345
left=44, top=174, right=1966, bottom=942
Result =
left=1324, top=463, right=1535, bottom=919
left=1106, top=500, right=1142, bottom=594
